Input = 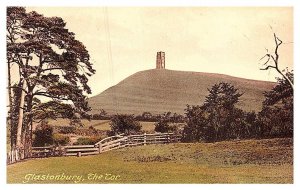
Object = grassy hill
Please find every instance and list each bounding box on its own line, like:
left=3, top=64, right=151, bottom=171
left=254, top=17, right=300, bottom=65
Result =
left=7, top=138, right=293, bottom=183
left=89, top=69, right=275, bottom=115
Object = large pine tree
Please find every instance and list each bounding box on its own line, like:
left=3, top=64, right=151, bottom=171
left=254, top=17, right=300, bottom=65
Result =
left=7, top=7, right=96, bottom=155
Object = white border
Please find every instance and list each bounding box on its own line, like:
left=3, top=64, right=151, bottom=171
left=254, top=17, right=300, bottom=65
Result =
left=2, top=0, right=299, bottom=7
left=0, top=1, right=299, bottom=190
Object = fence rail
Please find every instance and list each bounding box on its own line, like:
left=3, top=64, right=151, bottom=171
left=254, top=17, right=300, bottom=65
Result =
left=7, top=132, right=181, bottom=165
left=95, top=132, right=181, bottom=153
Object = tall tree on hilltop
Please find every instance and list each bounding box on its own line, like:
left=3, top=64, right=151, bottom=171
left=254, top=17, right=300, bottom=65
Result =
left=7, top=7, right=95, bottom=155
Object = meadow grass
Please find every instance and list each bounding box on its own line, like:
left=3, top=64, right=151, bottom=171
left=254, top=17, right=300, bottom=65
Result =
left=7, top=138, right=293, bottom=184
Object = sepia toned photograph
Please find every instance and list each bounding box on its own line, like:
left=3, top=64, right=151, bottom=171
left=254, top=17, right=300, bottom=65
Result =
left=5, top=6, right=293, bottom=184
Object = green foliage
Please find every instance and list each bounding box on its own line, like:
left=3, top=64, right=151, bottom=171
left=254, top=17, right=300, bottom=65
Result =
left=33, top=122, right=54, bottom=146
left=183, top=74, right=293, bottom=142
left=263, top=71, right=293, bottom=107
left=202, top=82, right=243, bottom=111
left=32, top=102, right=75, bottom=120
left=257, top=71, right=293, bottom=138
left=74, top=136, right=102, bottom=145
left=182, top=105, right=210, bottom=142
left=109, top=114, right=142, bottom=135
left=154, top=120, right=170, bottom=133
left=53, top=134, right=70, bottom=146
left=134, top=112, right=185, bottom=123
left=33, top=122, right=70, bottom=146
left=54, top=125, right=106, bottom=137
left=183, top=82, right=258, bottom=142
left=56, top=126, right=76, bottom=134
left=154, top=113, right=180, bottom=133
left=142, top=112, right=152, bottom=120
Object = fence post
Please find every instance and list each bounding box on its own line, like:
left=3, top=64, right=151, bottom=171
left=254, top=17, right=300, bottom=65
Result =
left=143, top=133, right=147, bottom=146
left=127, top=136, right=131, bottom=147
left=63, top=147, right=67, bottom=156
left=58, top=145, right=62, bottom=156
left=98, top=144, right=102, bottom=153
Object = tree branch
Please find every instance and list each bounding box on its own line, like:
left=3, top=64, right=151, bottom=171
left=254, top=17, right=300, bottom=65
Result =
left=260, top=33, right=294, bottom=90
left=7, top=86, right=28, bottom=94
left=40, top=67, right=65, bottom=73
left=33, top=92, right=71, bottom=101
left=260, top=65, right=276, bottom=70
left=275, top=67, right=294, bottom=89
left=260, top=54, right=270, bottom=65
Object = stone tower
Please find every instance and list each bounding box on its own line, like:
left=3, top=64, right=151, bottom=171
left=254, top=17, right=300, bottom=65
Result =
left=156, top=51, right=165, bottom=69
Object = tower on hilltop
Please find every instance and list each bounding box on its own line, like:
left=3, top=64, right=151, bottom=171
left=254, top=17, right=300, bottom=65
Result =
left=156, top=51, right=165, bottom=69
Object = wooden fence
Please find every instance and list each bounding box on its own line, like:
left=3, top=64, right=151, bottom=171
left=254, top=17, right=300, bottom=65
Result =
left=95, top=133, right=181, bottom=153
left=7, top=132, right=181, bottom=165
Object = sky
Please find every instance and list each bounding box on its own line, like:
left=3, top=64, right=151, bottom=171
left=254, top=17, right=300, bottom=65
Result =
left=26, top=7, right=293, bottom=97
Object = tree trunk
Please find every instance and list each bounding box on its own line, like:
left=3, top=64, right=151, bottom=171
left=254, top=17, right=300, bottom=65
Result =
left=24, top=93, right=33, bottom=158
left=7, top=62, right=14, bottom=149
left=16, top=79, right=26, bottom=149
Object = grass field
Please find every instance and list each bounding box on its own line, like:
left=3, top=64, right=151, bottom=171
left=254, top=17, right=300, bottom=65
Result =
left=7, top=138, right=293, bottom=184
left=48, top=119, right=156, bottom=132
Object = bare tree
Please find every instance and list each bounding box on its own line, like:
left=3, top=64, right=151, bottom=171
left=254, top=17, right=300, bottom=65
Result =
left=260, top=33, right=294, bottom=89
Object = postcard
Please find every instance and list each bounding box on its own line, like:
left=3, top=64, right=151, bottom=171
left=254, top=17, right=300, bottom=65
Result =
left=5, top=5, right=294, bottom=186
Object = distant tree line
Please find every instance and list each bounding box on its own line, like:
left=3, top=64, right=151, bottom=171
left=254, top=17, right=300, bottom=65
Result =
left=90, top=109, right=110, bottom=120
left=107, top=112, right=184, bottom=136
left=91, top=110, right=185, bottom=123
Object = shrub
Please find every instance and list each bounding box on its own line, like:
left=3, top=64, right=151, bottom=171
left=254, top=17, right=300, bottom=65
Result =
left=75, top=126, right=105, bottom=136
left=57, top=126, right=76, bottom=134
left=110, top=114, right=142, bottom=135
left=33, top=122, right=54, bottom=146
left=154, top=112, right=180, bottom=133
left=54, top=125, right=105, bottom=136
left=74, top=136, right=102, bottom=145
left=53, top=134, right=70, bottom=146
left=33, top=123, right=70, bottom=146
left=154, top=120, right=178, bottom=133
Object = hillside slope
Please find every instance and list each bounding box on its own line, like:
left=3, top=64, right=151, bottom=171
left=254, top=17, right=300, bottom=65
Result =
left=88, top=69, right=275, bottom=115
